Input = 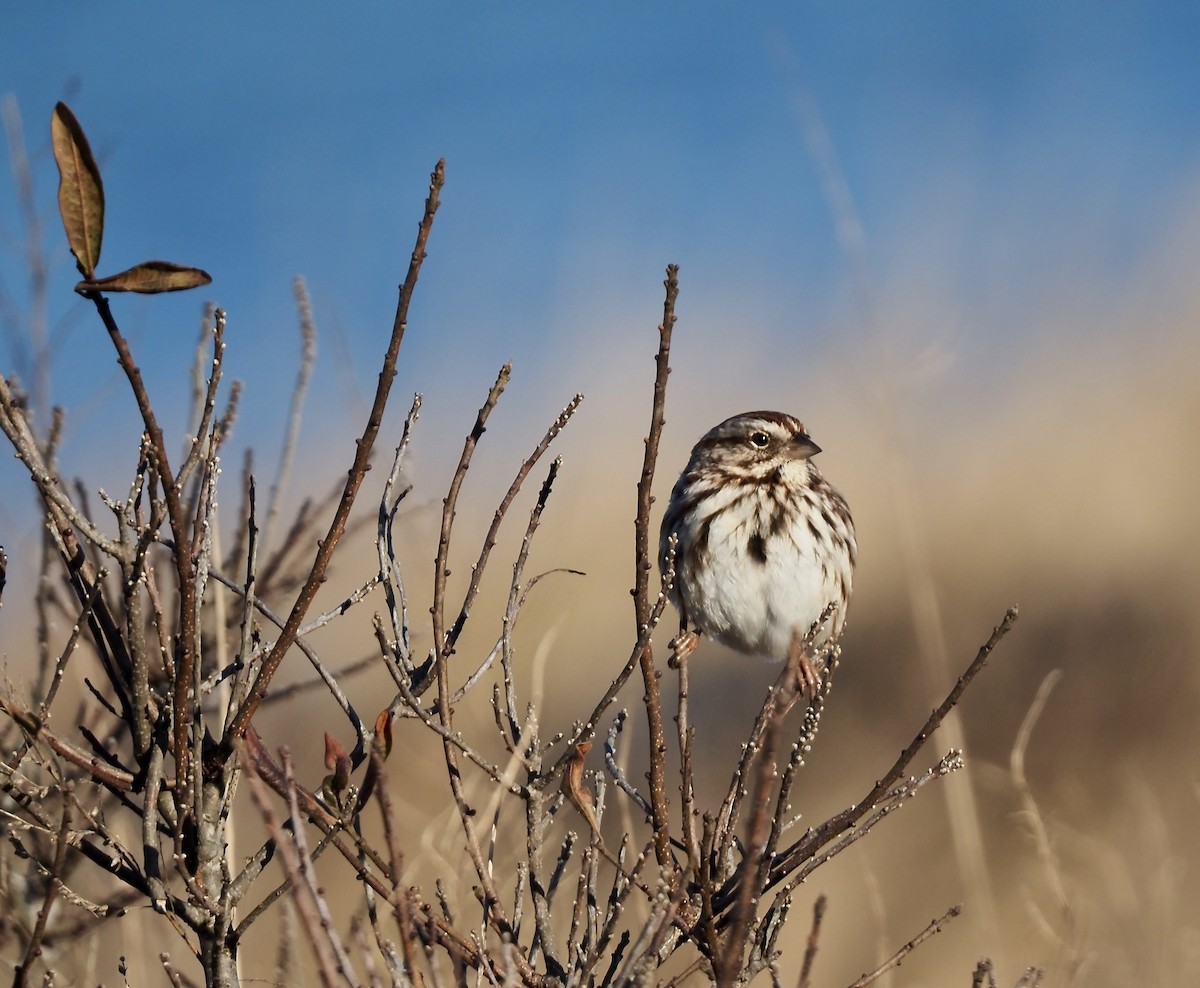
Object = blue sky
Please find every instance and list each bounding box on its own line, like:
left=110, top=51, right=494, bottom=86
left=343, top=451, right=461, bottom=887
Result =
left=2, top=3, right=1199, bottom=519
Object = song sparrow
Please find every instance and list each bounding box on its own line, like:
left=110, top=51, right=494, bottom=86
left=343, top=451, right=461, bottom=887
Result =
left=659, top=411, right=856, bottom=679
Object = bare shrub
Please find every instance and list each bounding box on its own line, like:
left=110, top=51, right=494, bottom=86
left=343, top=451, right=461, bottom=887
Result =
left=0, top=102, right=1023, bottom=987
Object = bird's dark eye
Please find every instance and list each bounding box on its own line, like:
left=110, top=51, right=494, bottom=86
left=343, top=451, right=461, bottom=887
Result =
left=749, top=431, right=770, bottom=449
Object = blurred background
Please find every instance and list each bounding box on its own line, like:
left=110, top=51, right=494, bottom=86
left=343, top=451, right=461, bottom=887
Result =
left=2, top=3, right=1199, bottom=985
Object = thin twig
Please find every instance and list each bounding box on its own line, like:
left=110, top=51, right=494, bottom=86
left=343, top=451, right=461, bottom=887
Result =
left=242, top=748, right=346, bottom=988
left=12, top=784, right=72, bottom=988
left=844, top=904, right=962, bottom=987
left=423, top=365, right=533, bottom=980
left=796, top=894, right=827, bottom=988
left=177, top=307, right=227, bottom=489
left=553, top=543, right=675, bottom=784
left=224, top=159, right=445, bottom=752
left=261, top=276, right=318, bottom=553
left=443, top=393, right=582, bottom=660
left=604, top=711, right=652, bottom=818
left=205, top=565, right=367, bottom=761
left=675, top=649, right=701, bottom=878
left=763, top=607, right=1017, bottom=890
left=631, top=265, right=680, bottom=876
left=716, top=643, right=810, bottom=986
left=370, top=743, right=427, bottom=988
left=77, top=288, right=200, bottom=799
left=497, top=457, right=565, bottom=731
left=377, top=394, right=423, bottom=676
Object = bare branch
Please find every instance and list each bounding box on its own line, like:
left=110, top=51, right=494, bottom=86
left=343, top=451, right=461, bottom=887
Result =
left=844, top=904, right=961, bottom=988
left=765, top=607, right=1018, bottom=890
left=261, top=276, right=318, bottom=553
left=224, top=159, right=445, bottom=751
left=632, top=264, right=680, bottom=876
left=12, top=784, right=72, bottom=988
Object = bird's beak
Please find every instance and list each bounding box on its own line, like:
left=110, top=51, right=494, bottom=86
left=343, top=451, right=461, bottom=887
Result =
left=789, top=432, right=821, bottom=459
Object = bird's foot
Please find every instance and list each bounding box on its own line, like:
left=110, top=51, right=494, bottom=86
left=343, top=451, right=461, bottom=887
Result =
left=668, top=629, right=700, bottom=669
left=796, top=652, right=820, bottom=698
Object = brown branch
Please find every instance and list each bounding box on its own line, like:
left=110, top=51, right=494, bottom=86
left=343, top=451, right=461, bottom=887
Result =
left=496, top=457, right=566, bottom=729
left=550, top=571, right=673, bottom=780
left=845, top=904, right=961, bottom=987
left=176, top=307, right=227, bottom=489
left=204, top=566, right=366, bottom=757
left=763, top=607, right=1018, bottom=893
left=238, top=730, right=520, bottom=982
left=421, top=365, right=535, bottom=975
left=376, top=393, right=423, bottom=675
left=716, top=643, right=809, bottom=986
left=80, top=289, right=199, bottom=800
left=369, top=744, right=426, bottom=988
left=0, top=692, right=135, bottom=791
left=632, top=265, right=679, bottom=876
left=431, top=362, right=510, bottom=673
left=796, top=893, right=827, bottom=988
left=0, top=373, right=126, bottom=561
left=675, top=651, right=701, bottom=876
left=632, top=263, right=679, bottom=670
left=12, top=785, right=72, bottom=988
left=0, top=377, right=137, bottom=727
left=242, top=749, right=348, bottom=988
left=443, top=393, right=582, bottom=660
left=223, top=159, right=444, bottom=754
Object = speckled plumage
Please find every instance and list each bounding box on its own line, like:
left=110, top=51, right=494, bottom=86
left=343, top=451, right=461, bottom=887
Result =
left=659, top=411, right=856, bottom=661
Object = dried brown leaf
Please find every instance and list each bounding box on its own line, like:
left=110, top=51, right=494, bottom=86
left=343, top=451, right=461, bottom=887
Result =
left=563, top=740, right=600, bottom=833
left=51, top=102, right=105, bottom=278
left=373, top=708, right=393, bottom=759
left=323, top=732, right=349, bottom=773
left=76, top=260, right=212, bottom=296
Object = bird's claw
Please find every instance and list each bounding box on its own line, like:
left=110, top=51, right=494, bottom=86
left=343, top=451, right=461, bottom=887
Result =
left=668, top=630, right=700, bottom=669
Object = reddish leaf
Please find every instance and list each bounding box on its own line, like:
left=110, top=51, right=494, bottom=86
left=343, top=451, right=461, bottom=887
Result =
left=374, top=708, right=393, bottom=759
left=51, top=102, right=105, bottom=278
left=76, top=260, right=212, bottom=296
left=355, top=710, right=395, bottom=809
left=323, top=732, right=349, bottom=772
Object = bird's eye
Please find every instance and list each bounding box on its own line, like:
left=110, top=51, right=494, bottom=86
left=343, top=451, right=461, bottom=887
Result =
left=749, top=431, right=770, bottom=449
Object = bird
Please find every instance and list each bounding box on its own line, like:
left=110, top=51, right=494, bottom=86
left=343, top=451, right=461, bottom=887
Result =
left=658, top=410, right=856, bottom=690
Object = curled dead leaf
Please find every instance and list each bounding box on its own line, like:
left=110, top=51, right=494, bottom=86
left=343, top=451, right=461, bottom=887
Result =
left=374, top=708, right=393, bottom=759
left=563, top=740, right=600, bottom=833
left=76, top=260, right=212, bottom=296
